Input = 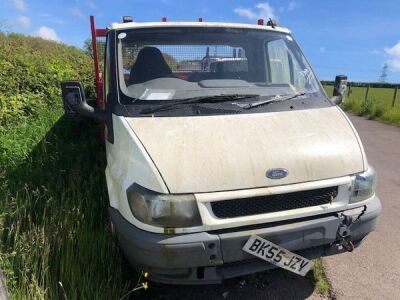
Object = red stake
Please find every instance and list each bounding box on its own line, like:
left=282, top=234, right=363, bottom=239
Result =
left=90, top=17, right=106, bottom=110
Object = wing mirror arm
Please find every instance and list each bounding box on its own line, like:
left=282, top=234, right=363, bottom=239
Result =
left=77, top=100, right=107, bottom=122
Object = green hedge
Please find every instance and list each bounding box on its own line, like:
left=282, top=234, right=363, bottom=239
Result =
left=0, top=33, right=136, bottom=298
left=0, top=32, right=94, bottom=128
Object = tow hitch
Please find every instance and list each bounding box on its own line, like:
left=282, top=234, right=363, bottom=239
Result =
left=335, top=205, right=367, bottom=252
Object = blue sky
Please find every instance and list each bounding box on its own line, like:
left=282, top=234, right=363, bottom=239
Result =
left=1, top=0, right=400, bottom=82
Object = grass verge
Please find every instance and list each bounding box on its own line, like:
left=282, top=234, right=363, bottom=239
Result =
left=0, top=106, right=134, bottom=299
left=312, top=259, right=332, bottom=297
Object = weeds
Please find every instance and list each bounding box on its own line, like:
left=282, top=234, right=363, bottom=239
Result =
left=120, top=272, right=149, bottom=300
left=0, top=33, right=140, bottom=298
left=312, top=259, right=331, bottom=297
left=0, top=109, right=135, bottom=298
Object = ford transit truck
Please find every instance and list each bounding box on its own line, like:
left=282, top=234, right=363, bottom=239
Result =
left=61, top=16, right=381, bottom=284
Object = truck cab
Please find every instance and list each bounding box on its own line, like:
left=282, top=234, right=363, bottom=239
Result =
left=61, top=17, right=381, bottom=284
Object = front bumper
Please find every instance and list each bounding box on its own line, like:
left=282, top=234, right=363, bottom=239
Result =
left=109, top=196, right=381, bottom=284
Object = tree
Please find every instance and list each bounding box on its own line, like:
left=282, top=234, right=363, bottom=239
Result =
left=83, top=38, right=105, bottom=62
left=83, top=38, right=92, bottom=57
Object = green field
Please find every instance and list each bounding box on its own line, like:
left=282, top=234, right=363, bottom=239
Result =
left=324, top=85, right=400, bottom=126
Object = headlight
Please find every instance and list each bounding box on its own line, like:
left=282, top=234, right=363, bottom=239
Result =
left=350, top=166, right=376, bottom=203
left=126, top=184, right=202, bottom=227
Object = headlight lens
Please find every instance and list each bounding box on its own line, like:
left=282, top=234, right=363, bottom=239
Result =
left=350, top=166, right=376, bottom=203
left=127, top=184, right=202, bottom=227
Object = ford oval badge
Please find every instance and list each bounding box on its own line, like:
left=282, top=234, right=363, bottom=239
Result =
left=266, top=168, right=288, bottom=179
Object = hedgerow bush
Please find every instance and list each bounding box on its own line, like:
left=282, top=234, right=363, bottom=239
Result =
left=0, top=32, right=94, bottom=128
left=0, top=32, right=135, bottom=299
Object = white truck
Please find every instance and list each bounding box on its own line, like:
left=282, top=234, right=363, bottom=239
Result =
left=61, top=16, right=381, bottom=284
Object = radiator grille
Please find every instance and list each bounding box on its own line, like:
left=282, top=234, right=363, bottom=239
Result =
left=211, top=186, right=338, bottom=219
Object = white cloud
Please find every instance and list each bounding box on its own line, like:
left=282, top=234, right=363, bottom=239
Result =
left=288, top=1, right=297, bottom=11
left=385, top=42, right=400, bottom=57
left=256, top=3, right=277, bottom=20
left=69, top=7, right=86, bottom=20
left=234, top=2, right=277, bottom=21
left=16, top=15, right=31, bottom=28
left=34, top=26, right=61, bottom=42
left=320, top=47, right=326, bottom=53
left=385, top=42, right=400, bottom=71
left=234, top=8, right=257, bottom=19
left=387, top=60, right=400, bottom=71
left=11, top=0, right=26, bottom=12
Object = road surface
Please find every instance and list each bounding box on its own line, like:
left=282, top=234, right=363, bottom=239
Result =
left=324, top=114, right=400, bottom=299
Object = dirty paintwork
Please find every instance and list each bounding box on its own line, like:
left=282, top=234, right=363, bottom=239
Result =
left=105, top=115, right=171, bottom=233
left=127, top=106, right=365, bottom=194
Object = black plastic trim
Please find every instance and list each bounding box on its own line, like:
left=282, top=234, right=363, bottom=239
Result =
left=208, top=212, right=339, bottom=234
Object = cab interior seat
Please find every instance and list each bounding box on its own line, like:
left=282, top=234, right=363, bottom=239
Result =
left=129, top=47, right=173, bottom=84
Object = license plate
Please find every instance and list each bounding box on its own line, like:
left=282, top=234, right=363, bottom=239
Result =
left=242, top=235, right=313, bottom=276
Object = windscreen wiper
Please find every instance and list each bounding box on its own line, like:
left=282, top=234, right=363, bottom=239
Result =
left=239, top=92, right=306, bottom=109
left=140, top=94, right=259, bottom=114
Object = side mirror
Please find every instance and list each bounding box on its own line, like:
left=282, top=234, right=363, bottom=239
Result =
left=330, top=75, right=347, bottom=105
left=61, top=81, right=106, bottom=122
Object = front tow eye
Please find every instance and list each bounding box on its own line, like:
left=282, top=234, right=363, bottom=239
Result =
left=335, top=205, right=367, bottom=252
left=337, top=219, right=354, bottom=252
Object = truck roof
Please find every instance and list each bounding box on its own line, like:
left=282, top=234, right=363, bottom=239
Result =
left=108, top=21, right=291, bottom=34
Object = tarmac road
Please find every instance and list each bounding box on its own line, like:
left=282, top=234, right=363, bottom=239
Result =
left=323, top=114, right=400, bottom=299
left=139, top=268, right=324, bottom=300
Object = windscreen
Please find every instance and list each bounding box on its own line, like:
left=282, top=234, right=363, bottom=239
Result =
left=117, top=27, right=324, bottom=103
